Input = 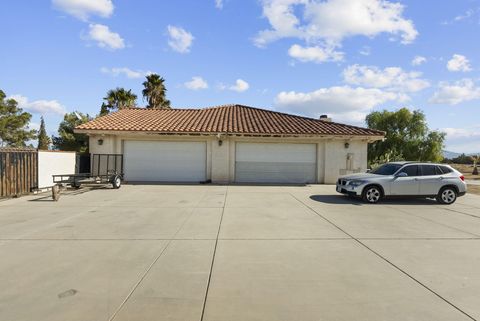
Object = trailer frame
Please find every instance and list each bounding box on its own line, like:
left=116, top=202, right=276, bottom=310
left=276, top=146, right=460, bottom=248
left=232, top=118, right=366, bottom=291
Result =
left=52, top=154, right=124, bottom=189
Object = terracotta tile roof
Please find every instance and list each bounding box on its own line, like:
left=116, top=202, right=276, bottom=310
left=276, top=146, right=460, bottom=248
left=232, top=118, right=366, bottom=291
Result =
left=75, top=104, right=384, bottom=137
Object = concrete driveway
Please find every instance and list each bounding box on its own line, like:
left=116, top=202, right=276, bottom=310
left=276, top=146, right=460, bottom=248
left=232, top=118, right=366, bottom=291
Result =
left=1, top=185, right=480, bottom=321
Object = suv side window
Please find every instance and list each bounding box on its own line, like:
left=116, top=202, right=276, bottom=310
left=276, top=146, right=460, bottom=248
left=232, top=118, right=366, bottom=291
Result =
left=435, top=166, right=444, bottom=175
left=421, top=165, right=436, bottom=176
left=438, top=166, right=453, bottom=174
left=401, top=165, right=419, bottom=176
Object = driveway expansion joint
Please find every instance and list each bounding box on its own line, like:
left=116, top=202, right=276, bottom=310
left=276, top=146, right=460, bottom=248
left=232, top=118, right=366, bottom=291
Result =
left=384, top=205, right=480, bottom=238
left=289, top=192, right=478, bottom=321
left=107, top=207, right=197, bottom=321
left=200, top=187, right=228, bottom=321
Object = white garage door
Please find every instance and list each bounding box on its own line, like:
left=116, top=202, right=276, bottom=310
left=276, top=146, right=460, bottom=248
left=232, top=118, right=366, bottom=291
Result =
left=235, top=143, right=317, bottom=183
left=124, top=141, right=206, bottom=182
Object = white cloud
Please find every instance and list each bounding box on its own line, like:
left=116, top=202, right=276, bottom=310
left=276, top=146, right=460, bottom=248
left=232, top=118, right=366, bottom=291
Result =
left=215, top=0, right=223, bottom=9
left=29, top=122, right=41, bottom=131
left=430, top=79, right=480, bottom=105
left=275, top=85, right=407, bottom=123
left=453, top=9, right=476, bottom=22
left=442, top=126, right=480, bottom=154
left=229, top=79, right=250, bottom=92
left=411, top=55, right=426, bottom=66
left=254, top=0, right=417, bottom=62
left=86, top=24, right=125, bottom=50
left=343, top=64, right=430, bottom=92
left=52, top=0, right=114, bottom=21
left=443, top=127, right=480, bottom=139
left=8, top=95, right=67, bottom=115
left=447, top=54, right=472, bottom=72
left=100, top=67, right=152, bottom=79
left=442, top=8, right=477, bottom=25
left=288, top=44, right=343, bottom=63
left=167, top=25, right=194, bottom=53
left=184, top=76, right=209, bottom=90
left=359, top=46, right=371, bottom=56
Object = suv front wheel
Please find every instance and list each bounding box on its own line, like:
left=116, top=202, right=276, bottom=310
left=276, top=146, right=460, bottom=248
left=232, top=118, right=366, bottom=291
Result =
left=437, top=187, right=457, bottom=205
left=362, top=185, right=382, bottom=204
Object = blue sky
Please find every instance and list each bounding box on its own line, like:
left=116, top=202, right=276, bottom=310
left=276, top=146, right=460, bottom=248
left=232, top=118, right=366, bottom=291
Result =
left=1, top=0, right=479, bottom=153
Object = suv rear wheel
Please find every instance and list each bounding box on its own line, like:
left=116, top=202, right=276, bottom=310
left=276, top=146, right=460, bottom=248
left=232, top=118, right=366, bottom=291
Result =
left=362, top=185, right=382, bottom=204
left=437, top=187, right=457, bottom=205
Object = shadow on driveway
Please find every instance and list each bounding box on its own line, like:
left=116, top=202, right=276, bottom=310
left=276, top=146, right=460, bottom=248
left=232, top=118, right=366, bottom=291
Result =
left=28, top=185, right=113, bottom=202
left=309, top=195, right=439, bottom=206
left=310, top=195, right=364, bottom=205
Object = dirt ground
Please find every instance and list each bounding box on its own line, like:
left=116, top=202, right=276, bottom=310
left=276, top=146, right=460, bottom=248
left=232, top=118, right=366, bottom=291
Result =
left=450, top=164, right=480, bottom=195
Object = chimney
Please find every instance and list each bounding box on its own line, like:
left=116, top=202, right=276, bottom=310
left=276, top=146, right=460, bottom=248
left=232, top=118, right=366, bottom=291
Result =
left=319, top=114, right=332, bottom=122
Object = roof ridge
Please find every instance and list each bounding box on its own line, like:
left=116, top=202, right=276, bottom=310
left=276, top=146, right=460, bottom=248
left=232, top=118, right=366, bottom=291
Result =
left=119, top=104, right=380, bottom=133
left=76, top=104, right=385, bottom=136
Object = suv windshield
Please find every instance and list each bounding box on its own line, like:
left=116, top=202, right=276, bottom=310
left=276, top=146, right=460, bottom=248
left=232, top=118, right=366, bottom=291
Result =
left=370, top=163, right=403, bottom=175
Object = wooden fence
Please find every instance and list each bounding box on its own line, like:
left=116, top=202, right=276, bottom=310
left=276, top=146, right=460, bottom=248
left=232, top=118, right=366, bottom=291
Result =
left=0, top=148, right=38, bottom=198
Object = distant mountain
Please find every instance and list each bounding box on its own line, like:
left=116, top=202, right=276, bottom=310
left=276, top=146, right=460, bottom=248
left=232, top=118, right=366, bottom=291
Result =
left=443, top=150, right=480, bottom=159
left=443, top=150, right=462, bottom=159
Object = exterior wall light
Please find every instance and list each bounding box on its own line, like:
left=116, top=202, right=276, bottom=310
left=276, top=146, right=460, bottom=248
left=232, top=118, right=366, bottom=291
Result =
left=98, top=139, right=104, bottom=145
left=216, top=133, right=226, bottom=146
left=344, top=142, right=350, bottom=149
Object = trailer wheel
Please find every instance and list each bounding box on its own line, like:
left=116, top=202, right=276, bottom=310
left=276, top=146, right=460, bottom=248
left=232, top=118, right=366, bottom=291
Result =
left=112, top=175, right=122, bottom=189
left=52, top=184, right=61, bottom=201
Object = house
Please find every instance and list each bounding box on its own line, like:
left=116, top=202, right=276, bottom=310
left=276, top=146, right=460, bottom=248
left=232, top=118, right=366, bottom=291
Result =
left=75, top=104, right=384, bottom=184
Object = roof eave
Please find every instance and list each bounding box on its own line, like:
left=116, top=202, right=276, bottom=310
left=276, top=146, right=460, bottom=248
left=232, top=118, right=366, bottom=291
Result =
left=74, top=128, right=384, bottom=141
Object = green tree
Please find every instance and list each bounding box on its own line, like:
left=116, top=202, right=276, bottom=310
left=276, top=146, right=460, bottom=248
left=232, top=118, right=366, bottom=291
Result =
left=0, top=90, right=37, bottom=147
left=37, top=116, right=50, bottom=150
left=99, top=102, right=109, bottom=117
left=450, top=153, right=473, bottom=165
left=52, top=112, right=91, bottom=152
left=142, top=74, right=170, bottom=108
left=101, top=88, right=137, bottom=115
left=366, top=108, right=445, bottom=164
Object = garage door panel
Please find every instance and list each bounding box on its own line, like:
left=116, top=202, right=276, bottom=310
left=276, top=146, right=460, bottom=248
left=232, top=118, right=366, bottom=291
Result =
left=236, top=143, right=316, bottom=163
left=236, top=162, right=316, bottom=183
left=235, top=143, right=316, bottom=183
left=124, top=141, right=206, bottom=182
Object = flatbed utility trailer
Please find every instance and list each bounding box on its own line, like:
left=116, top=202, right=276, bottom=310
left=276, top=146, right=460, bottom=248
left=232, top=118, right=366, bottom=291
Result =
left=52, top=154, right=123, bottom=191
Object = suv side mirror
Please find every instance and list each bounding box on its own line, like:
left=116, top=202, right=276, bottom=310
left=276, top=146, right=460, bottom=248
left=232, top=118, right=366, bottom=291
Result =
left=396, top=172, right=408, bottom=178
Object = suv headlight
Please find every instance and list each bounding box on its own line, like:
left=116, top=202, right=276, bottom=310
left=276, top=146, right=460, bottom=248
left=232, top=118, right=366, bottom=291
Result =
left=348, top=180, right=365, bottom=187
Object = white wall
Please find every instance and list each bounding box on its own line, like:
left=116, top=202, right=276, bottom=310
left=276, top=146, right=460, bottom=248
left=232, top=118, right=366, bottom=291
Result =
left=323, top=140, right=367, bottom=184
left=89, top=135, right=117, bottom=154
left=211, top=138, right=230, bottom=183
left=88, top=133, right=371, bottom=184
left=38, top=151, right=76, bottom=188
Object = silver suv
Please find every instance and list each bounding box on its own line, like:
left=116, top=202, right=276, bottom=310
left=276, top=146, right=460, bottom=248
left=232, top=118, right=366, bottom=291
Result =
left=336, top=162, right=467, bottom=204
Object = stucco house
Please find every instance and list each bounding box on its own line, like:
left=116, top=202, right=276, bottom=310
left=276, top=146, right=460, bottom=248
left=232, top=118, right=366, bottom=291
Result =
left=75, top=104, right=384, bottom=184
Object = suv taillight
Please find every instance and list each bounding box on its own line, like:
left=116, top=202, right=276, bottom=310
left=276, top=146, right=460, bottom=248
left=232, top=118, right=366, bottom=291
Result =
left=460, top=175, right=465, bottom=181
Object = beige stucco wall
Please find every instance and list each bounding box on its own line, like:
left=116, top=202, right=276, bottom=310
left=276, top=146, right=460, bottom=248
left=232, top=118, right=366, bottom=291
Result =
left=88, top=133, right=371, bottom=184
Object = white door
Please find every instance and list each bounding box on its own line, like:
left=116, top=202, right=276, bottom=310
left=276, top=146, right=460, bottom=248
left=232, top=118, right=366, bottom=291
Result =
left=390, top=165, right=420, bottom=195
left=235, top=142, right=317, bottom=183
left=124, top=141, right=206, bottom=182
left=418, top=164, right=442, bottom=195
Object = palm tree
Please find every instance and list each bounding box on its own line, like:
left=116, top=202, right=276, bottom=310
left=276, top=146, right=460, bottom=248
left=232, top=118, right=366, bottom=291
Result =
left=142, top=74, right=171, bottom=108
left=102, top=88, right=137, bottom=115
left=472, top=155, right=479, bottom=175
